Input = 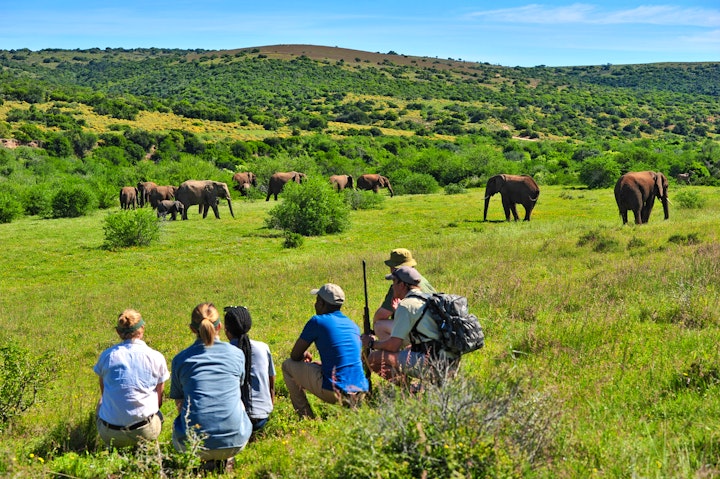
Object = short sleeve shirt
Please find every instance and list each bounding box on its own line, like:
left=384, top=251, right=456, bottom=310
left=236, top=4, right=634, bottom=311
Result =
left=390, top=290, right=441, bottom=346
left=248, top=339, right=275, bottom=420
left=299, top=310, right=369, bottom=394
left=170, top=339, right=252, bottom=450
left=94, top=339, right=170, bottom=426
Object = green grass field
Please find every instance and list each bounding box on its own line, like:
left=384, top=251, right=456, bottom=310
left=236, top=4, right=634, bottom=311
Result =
left=3, top=184, right=720, bottom=477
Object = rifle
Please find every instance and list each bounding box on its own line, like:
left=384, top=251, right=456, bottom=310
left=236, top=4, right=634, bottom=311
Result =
left=362, top=260, right=373, bottom=391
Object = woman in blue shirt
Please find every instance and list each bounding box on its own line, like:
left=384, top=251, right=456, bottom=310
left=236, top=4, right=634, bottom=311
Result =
left=170, top=303, right=252, bottom=467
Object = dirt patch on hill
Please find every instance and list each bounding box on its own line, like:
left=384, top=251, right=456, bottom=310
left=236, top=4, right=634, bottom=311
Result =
left=216, top=44, right=486, bottom=74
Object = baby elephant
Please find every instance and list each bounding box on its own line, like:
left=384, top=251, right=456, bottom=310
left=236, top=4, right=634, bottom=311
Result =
left=156, top=200, right=185, bottom=220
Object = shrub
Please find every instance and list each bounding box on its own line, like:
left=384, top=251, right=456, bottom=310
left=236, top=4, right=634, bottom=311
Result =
left=21, top=185, right=53, bottom=217
left=395, top=172, right=440, bottom=195
left=266, top=177, right=350, bottom=236
left=283, top=231, right=304, bottom=248
left=326, top=373, right=557, bottom=478
left=444, top=183, right=468, bottom=195
left=674, top=189, right=706, bottom=209
left=51, top=183, right=97, bottom=218
left=102, top=209, right=161, bottom=249
left=343, top=189, right=385, bottom=210
left=0, top=192, right=23, bottom=223
left=0, top=341, right=57, bottom=430
left=578, top=155, right=621, bottom=189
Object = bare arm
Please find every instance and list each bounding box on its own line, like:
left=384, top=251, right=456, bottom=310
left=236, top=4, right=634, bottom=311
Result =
left=290, top=338, right=312, bottom=362
left=155, top=382, right=165, bottom=409
left=373, top=307, right=393, bottom=322
left=269, top=375, right=276, bottom=404
left=362, top=334, right=404, bottom=353
left=174, top=399, right=183, bottom=414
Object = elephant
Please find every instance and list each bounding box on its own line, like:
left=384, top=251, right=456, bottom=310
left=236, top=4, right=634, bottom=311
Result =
left=614, top=171, right=669, bottom=225
left=149, top=185, right=178, bottom=208
left=329, top=174, right=353, bottom=192
left=265, top=171, right=307, bottom=201
left=175, top=180, right=235, bottom=220
left=356, top=174, right=394, bottom=197
left=137, top=181, right=157, bottom=208
left=119, top=186, right=138, bottom=210
left=156, top=200, right=185, bottom=220
left=231, top=172, right=257, bottom=196
left=483, top=174, right=540, bottom=222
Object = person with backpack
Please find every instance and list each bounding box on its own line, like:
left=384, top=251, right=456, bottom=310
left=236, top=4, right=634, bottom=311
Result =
left=372, top=248, right=436, bottom=341
left=363, top=266, right=458, bottom=385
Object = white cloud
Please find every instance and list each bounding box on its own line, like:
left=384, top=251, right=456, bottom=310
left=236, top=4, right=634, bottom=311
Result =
left=468, top=3, right=720, bottom=27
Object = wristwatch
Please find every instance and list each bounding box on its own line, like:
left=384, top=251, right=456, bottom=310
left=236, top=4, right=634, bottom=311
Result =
left=369, top=338, right=375, bottom=350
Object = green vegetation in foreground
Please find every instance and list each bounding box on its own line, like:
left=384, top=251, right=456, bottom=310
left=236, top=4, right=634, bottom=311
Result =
left=2, top=185, right=720, bottom=476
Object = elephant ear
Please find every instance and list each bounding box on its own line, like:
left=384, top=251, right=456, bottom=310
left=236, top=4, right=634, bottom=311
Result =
left=655, top=173, right=666, bottom=198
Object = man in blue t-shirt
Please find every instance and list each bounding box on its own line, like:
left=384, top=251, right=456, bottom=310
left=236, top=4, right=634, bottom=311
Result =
left=282, top=283, right=369, bottom=418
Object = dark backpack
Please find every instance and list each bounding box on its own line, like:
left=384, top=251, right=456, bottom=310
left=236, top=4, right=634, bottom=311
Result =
left=410, top=292, right=485, bottom=357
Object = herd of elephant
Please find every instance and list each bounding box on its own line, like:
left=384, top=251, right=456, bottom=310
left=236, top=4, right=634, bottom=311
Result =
left=481, top=170, right=670, bottom=225
left=117, top=172, right=395, bottom=220
left=118, top=170, right=669, bottom=225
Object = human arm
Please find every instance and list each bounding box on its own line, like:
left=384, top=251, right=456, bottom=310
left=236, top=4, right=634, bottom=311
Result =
left=156, top=382, right=165, bottom=409
left=269, top=375, right=276, bottom=404
left=290, top=338, right=312, bottom=362
left=175, top=399, right=183, bottom=414
left=362, top=334, right=404, bottom=353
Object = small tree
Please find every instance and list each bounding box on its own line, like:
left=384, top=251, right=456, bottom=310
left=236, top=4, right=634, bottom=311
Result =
left=103, top=209, right=161, bottom=249
left=266, top=177, right=350, bottom=236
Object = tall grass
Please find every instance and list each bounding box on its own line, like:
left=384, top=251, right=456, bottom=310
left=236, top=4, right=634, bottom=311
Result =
left=2, top=186, right=720, bottom=477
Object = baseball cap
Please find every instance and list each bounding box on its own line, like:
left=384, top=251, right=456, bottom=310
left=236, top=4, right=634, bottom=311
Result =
left=310, top=283, right=345, bottom=306
left=385, top=266, right=422, bottom=285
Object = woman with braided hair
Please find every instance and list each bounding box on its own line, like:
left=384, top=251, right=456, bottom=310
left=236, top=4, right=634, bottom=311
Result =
left=224, top=305, right=275, bottom=432
left=169, top=303, right=252, bottom=470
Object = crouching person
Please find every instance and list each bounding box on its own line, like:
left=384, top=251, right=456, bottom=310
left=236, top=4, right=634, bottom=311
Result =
left=94, top=309, right=169, bottom=448
left=362, top=266, right=459, bottom=387
left=282, top=283, right=369, bottom=418
left=170, top=303, right=252, bottom=471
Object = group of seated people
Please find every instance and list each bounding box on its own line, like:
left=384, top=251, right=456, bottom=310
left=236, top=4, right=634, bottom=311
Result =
left=93, top=248, right=454, bottom=469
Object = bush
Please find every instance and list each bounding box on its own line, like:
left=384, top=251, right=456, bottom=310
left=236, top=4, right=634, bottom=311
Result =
left=283, top=231, right=304, bottom=248
left=0, top=192, right=23, bottom=223
left=21, top=185, right=53, bottom=217
left=444, top=183, right=468, bottom=195
left=395, top=172, right=440, bottom=195
left=343, top=189, right=385, bottom=210
left=674, top=189, right=706, bottom=209
left=0, top=341, right=57, bottom=430
left=102, top=209, right=161, bottom=249
left=578, top=155, right=621, bottom=189
left=266, top=177, right=350, bottom=236
left=51, top=183, right=97, bottom=218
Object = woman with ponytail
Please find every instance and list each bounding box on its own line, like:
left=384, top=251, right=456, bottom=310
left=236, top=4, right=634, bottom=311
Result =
left=169, top=303, right=252, bottom=469
left=224, top=306, right=275, bottom=432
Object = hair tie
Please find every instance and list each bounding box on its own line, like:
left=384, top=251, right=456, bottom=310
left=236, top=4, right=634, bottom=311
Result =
left=116, top=318, right=145, bottom=334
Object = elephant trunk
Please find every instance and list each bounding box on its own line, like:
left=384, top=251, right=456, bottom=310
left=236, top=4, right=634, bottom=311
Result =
left=483, top=196, right=491, bottom=221
left=662, top=196, right=669, bottom=220
left=227, top=198, right=235, bottom=218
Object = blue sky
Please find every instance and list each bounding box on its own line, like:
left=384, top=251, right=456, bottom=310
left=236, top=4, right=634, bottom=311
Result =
left=2, top=1, right=718, bottom=66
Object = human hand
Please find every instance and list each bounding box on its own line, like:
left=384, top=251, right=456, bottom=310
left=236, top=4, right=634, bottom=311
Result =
left=391, top=297, right=401, bottom=310
left=303, top=351, right=313, bottom=362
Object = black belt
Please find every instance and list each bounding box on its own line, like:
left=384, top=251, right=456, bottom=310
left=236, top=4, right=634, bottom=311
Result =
left=100, top=413, right=155, bottom=431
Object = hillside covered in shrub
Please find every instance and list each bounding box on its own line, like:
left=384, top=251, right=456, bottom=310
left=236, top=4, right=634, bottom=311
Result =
left=0, top=45, right=718, bottom=222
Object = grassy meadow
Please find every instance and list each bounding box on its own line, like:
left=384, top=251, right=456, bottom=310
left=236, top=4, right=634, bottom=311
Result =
left=3, top=183, right=720, bottom=477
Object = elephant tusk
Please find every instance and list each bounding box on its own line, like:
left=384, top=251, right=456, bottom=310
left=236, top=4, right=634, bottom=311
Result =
left=484, top=195, right=491, bottom=200
left=666, top=198, right=673, bottom=205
